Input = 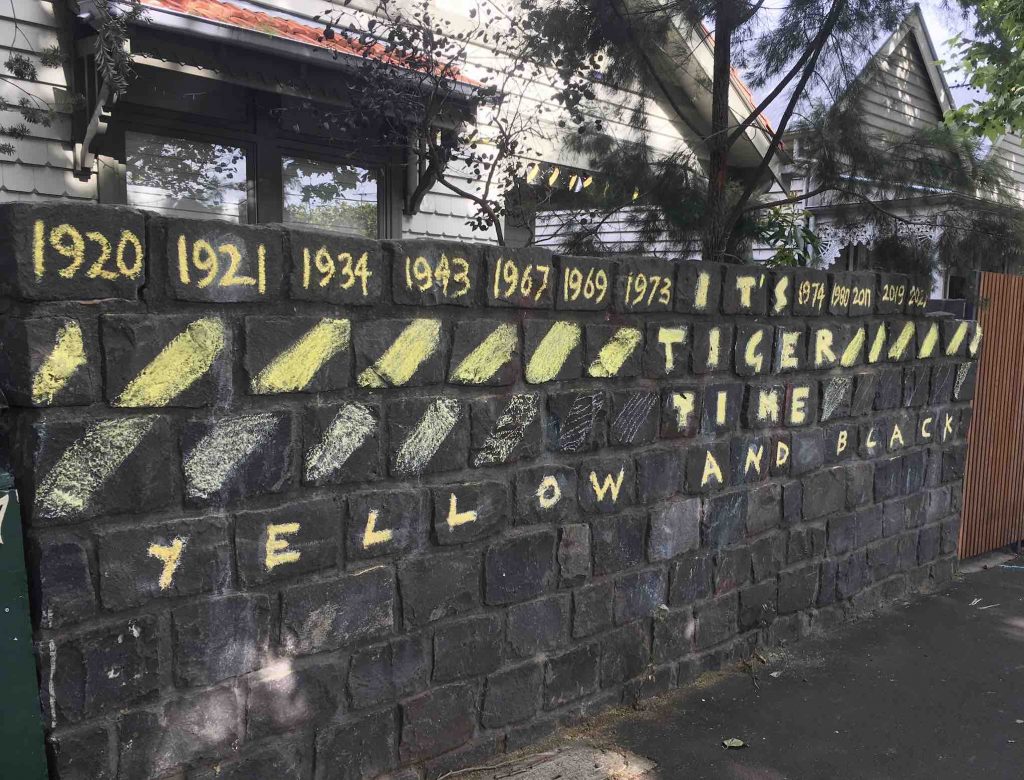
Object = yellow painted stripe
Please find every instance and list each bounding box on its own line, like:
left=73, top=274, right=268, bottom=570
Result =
left=32, top=321, right=87, bottom=405
left=968, top=322, right=983, bottom=356
left=840, top=327, right=865, bottom=368
left=357, top=319, right=441, bottom=388
left=252, top=318, right=351, bottom=394
left=35, top=416, right=158, bottom=518
left=587, top=327, right=642, bottom=377
left=919, top=323, right=939, bottom=358
left=946, top=321, right=969, bottom=355
left=115, top=318, right=226, bottom=408
left=888, top=321, right=915, bottom=360
left=525, top=321, right=581, bottom=384
left=867, top=323, right=887, bottom=364
left=450, top=323, right=518, bottom=384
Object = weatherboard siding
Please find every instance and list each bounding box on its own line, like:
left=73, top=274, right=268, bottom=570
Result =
left=0, top=2, right=93, bottom=202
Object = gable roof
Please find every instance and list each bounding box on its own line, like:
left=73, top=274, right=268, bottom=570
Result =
left=809, top=4, right=954, bottom=119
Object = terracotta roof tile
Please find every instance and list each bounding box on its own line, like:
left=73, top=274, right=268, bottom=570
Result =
left=141, top=0, right=475, bottom=84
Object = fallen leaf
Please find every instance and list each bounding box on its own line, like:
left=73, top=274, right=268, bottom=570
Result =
left=722, top=738, right=746, bottom=749
left=769, top=671, right=782, bottom=679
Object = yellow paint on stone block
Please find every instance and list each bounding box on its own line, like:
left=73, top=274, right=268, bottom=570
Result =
left=252, top=318, right=350, bottom=394
left=265, top=523, right=301, bottom=570
left=946, top=322, right=969, bottom=355
left=919, top=323, right=939, bottom=358
left=840, top=327, right=866, bottom=367
left=450, top=323, right=518, bottom=384
left=115, top=318, right=226, bottom=407
left=888, top=322, right=915, bottom=360
left=362, top=510, right=394, bottom=547
left=148, top=537, right=185, bottom=590
left=358, top=319, right=442, bottom=388
left=589, top=469, right=625, bottom=502
left=392, top=398, right=461, bottom=476
left=446, top=493, right=478, bottom=528
left=32, top=321, right=87, bottom=405
left=701, top=451, right=724, bottom=487
left=588, top=327, right=642, bottom=377
left=526, top=321, right=582, bottom=384
left=868, top=324, right=887, bottom=363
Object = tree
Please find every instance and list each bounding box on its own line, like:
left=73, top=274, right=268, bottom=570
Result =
left=949, top=0, right=1024, bottom=139
left=518, top=0, right=1023, bottom=264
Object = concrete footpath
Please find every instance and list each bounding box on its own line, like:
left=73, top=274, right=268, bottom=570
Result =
left=455, top=555, right=1024, bottom=780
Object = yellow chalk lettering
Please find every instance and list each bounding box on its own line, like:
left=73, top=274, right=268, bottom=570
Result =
left=841, top=327, right=866, bottom=367
left=744, top=329, right=764, bottom=373
left=814, top=329, right=836, bottom=367
left=701, top=451, right=724, bottom=487
left=757, top=389, right=781, bottom=424
left=943, top=413, right=954, bottom=440
left=147, top=538, right=185, bottom=590
left=450, top=323, right=518, bottom=384
left=889, top=423, right=904, bottom=449
left=744, top=445, right=764, bottom=477
left=671, top=392, right=697, bottom=429
left=888, top=322, right=915, bottom=360
left=536, top=475, right=562, bottom=509
left=707, top=328, right=721, bottom=368
left=265, top=523, right=301, bottom=570
left=33, top=219, right=45, bottom=279
left=736, top=275, right=756, bottom=308
left=788, top=386, right=810, bottom=425
left=866, top=427, right=878, bottom=451
left=587, top=327, right=642, bottom=377
left=836, top=429, right=848, bottom=456
left=946, top=322, right=969, bottom=355
left=657, top=327, right=686, bottom=372
left=779, top=331, right=801, bottom=370
left=525, top=321, right=582, bottom=383
left=775, top=440, right=790, bottom=468
left=447, top=493, right=478, bottom=528
left=715, top=390, right=728, bottom=426
left=32, top=321, right=87, bottom=405
left=694, top=271, right=710, bottom=310
left=773, top=275, right=789, bottom=313
left=590, top=469, right=625, bottom=502
left=362, top=510, right=393, bottom=547
left=116, top=318, right=227, bottom=407
left=920, top=416, right=934, bottom=440
left=868, top=324, right=887, bottom=363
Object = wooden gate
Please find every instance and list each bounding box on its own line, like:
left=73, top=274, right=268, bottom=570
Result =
left=960, top=272, right=1024, bottom=558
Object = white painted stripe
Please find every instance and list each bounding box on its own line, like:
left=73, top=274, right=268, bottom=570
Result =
left=35, top=416, right=159, bottom=518
left=304, top=403, right=376, bottom=483
left=183, top=413, right=279, bottom=500
left=474, top=394, right=539, bottom=467
left=393, top=398, right=461, bottom=476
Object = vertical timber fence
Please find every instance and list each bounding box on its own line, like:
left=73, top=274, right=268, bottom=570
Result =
left=960, top=272, right=1024, bottom=558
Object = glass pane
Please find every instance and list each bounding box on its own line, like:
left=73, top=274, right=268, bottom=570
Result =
left=125, top=131, right=248, bottom=222
left=282, top=156, right=378, bottom=238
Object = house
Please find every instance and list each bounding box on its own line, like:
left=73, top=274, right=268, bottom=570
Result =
left=4, top=0, right=775, bottom=245
left=769, top=4, right=1021, bottom=296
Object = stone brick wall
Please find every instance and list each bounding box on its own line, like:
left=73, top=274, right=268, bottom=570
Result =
left=0, top=202, right=978, bottom=780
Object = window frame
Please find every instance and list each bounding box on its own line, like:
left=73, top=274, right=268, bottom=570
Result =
left=97, top=78, right=398, bottom=239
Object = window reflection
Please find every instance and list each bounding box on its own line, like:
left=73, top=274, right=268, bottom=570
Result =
left=125, top=131, right=248, bottom=222
left=282, top=156, right=378, bottom=238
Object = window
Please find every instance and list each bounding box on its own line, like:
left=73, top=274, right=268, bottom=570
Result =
left=281, top=156, right=379, bottom=238
left=125, top=132, right=249, bottom=222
